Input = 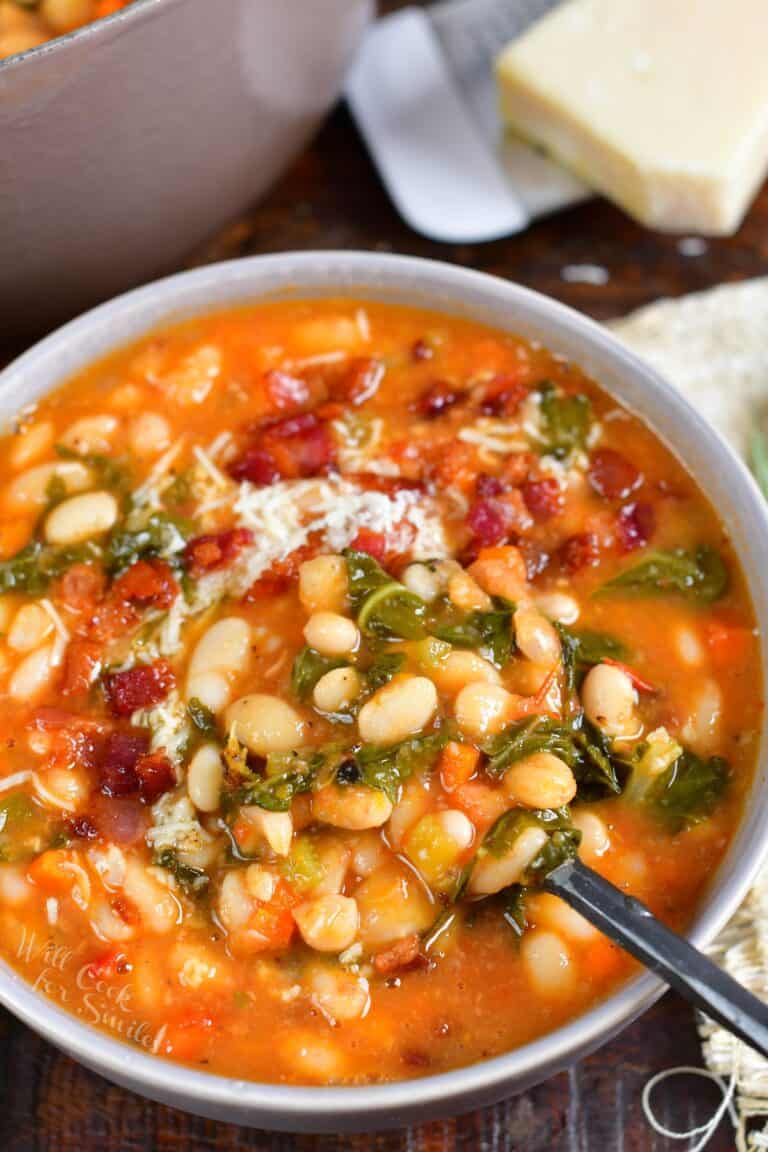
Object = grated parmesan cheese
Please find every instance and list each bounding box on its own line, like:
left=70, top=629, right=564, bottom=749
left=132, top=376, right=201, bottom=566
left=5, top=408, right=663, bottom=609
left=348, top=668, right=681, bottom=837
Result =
left=132, top=691, right=191, bottom=768
left=146, top=790, right=212, bottom=856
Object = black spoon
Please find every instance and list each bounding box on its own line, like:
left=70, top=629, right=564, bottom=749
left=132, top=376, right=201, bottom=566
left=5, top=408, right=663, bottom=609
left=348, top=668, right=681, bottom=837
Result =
left=544, top=856, right=768, bottom=1059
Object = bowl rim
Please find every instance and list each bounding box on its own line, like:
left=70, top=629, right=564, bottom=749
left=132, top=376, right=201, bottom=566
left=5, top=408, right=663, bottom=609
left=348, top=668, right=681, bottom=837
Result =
left=1, top=249, right=767, bottom=1124
left=0, top=0, right=174, bottom=71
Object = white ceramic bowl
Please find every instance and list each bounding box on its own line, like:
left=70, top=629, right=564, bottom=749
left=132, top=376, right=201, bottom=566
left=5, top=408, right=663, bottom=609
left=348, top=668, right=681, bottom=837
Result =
left=0, top=0, right=372, bottom=337
left=1, top=252, right=766, bottom=1131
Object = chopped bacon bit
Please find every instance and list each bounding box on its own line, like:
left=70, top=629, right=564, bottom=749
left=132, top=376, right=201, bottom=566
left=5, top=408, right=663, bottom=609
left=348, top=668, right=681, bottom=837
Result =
left=264, top=412, right=318, bottom=440
left=31, top=707, right=105, bottom=732
left=475, top=473, right=503, bottom=499
left=519, top=540, right=550, bottom=581
left=67, top=815, right=99, bottom=840
left=88, top=794, right=147, bottom=844
left=587, top=449, right=642, bottom=501
left=88, top=597, right=139, bottom=645
left=60, top=640, right=102, bottom=697
left=602, top=658, right=656, bottom=694
left=105, top=660, right=176, bottom=717
left=97, top=731, right=149, bottom=796
left=522, top=477, right=564, bottom=521
left=617, top=502, right=655, bottom=552
left=411, top=339, right=434, bottom=362
left=560, top=532, right=601, bottom=573
left=335, top=357, right=385, bottom=406
left=184, top=528, right=254, bottom=575
left=227, top=445, right=281, bottom=486
left=112, top=559, right=179, bottom=611
left=467, top=499, right=507, bottom=548
left=431, top=440, right=480, bottom=493
left=348, top=528, right=388, bottom=564
left=344, top=472, right=423, bottom=495
left=373, top=934, right=425, bottom=975
left=57, top=563, right=106, bottom=612
left=264, top=369, right=311, bottom=413
left=475, top=374, right=529, bottom=417
left=416, top=380, right=465, bottom=419
left=135, top=751, right=176, bottom=802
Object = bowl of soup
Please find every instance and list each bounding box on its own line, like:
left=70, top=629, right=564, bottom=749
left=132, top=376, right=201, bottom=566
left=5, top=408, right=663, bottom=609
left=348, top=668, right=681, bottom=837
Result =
left=0, top=0, right=372, bottom=338
left=0, top=251, right=764, bottom=1130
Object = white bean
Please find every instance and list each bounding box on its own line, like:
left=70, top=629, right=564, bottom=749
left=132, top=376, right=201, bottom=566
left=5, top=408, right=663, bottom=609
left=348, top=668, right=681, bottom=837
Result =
left=0, top=865, right=32, bottom=907
left=572, top=810, right=610, bottom=862
left=293, top=894, right=359, bottom=953
left=7, top=460, right=92, bottom=509
left=129, top=412, right=171, bottom=458
left=454, top=682, right=515, bottom=739
left=402, top=563, right=440, bottom=603
left=306, top=964, right=370, bottom=1023
left=581, top=663, right=637, bottom=738
left=186, top=743, right=224, bottom=813
left=513, top=606, right=561, bottom=664
left=218, top=870, right=252, bottom=930
left=245, top=864, right=278, bottom=903
left=239, top=806, right=293, bottom=856
left=313, top=784, right=392, bottom=830
left=187, top=617, right=251, bottom=712
left=448, top=569, right=492, bottom=612
left=503, top=752, right=577, bottom=809
left=10, top=421, right=54, bottom=470
left=528, top=893, right=598, bottom=943
left=675, top=626, right=705, bottom=667
left=355, top=863, right=434, bottom=947
left=60, top=415, right=118, bottom=455
left=520, top=930, right=575, bottom=998
left=468, top=825, right=549, bottom=897
left=7, top=604, right=53, bottom=652
left=303, top=611, right=359, bottom=657
left=225, top=694, right=305, bottom=755
left=123, top=859, right=180, bottom=934
left=313, top=666, right=361, bottom=712
left=429, top=649, right=500, bottom=695
left=682, top=678, right=723, bottom=754
left=357, top=676, right=437, bottom=745
left=535, top=591, right=580, bottom=625
left=386, top=776, right=432, bottom=849
left=298, top=554, right=348, bottom=614
left=9, top=643, right=55, bottom=702
left=44, top=490, right=118, bottom=546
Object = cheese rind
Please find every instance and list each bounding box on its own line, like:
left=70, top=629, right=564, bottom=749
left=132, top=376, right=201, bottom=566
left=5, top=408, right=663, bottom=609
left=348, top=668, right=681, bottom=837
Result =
left=496, top=0, right=768, bottom=235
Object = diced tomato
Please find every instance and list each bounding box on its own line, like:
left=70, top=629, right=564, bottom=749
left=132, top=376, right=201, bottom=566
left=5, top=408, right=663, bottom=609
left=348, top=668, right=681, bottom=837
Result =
left=416, top=380, right=465, bottom=419
left=617, top=502, right=655, bottom=552
left=453, top=782, right=508, bottom=833
left=587, top=449, right=642, bottom=501
left=135, top=751, right=176, bottom=802
left=475, top=473, right=503, bottom=499
left=87, top=596, right=139, bottom=644
left=522, top=477, right=564, bottom=521
left=60, top=640, right=102, bottom=697
left=560, top=532, right=600, bottom=573
left=431, top=440, right=480, bottom=494
left=96, top=730, right=150, bottom=796
left=105, top=660, right=175, bottom=717
left=439, top=742, right=480, bottom=791
left=112, top=559, right=179, bottom=611
left=602, top=658, right=655, bottom=694
left=348, top=528, right=387, bottom=564
left=705, top=621, right=754, bottom=668
left=184, top=528, right=254, bottom=575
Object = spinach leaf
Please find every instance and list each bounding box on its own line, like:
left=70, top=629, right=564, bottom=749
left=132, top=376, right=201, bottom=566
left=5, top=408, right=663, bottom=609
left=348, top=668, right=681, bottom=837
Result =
left=597, top=547, right=728, bottom=603
left=155, top=848, right=209, bottom=897
left=0, top=539, right=103, bottom=596
left=537, top=382, right=592, bottom=461
left=55, top=444, right=130, bottom=492
left=238, top=768, right=316, bottom=812
left=483, top=714, right=623, bottom=797
left=431, top=598, right=515, bottom=667
left=187, top=697, right=218, bottom=737
left=501, top=885, right=529, bottom=938
left=481, top=807, right=581, bottom=884
left=355, top=727, right=452, bottom=803
left=291, top=647, right=346, bottom=702
left=558, top=626, right=628, bottom=680
left=235, top=744, right=350, bottom=811
left=364, top=650, right=406, bottom=692
left=108, top=512, right=191, bottom=575
left=649, top=750, right=729, bottom=831
left=344, top=549, right=427, bottom=640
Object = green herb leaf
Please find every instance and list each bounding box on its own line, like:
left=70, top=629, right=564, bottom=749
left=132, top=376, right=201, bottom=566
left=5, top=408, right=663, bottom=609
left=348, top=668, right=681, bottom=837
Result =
left=364, top=650, right=406, bottom=692
left=155, top=849, right=209, bottom=897
left=108, top=511, right=191, bottom=575
left=355, top=726, right=453, bottom=803
left=501, top=885, right=529, bottom=938
left=597, top=547, right=728, bottom=603
left=344, top=549, right=426, bottom=640
left=649, top=750, right=729, bottom=832
left=483, top=714, right=623, bottom=797
left=55, top=443, right=130, bottom=492
left=291, top=647, right=347, bottom=702
left=431, top=598, right=515, bottom=667
left=187, top=697, right=218, bottom=737
left=237, top=744, right=349, bottom=811
left=481, top=807, right=581, bottom=884
left=284, top=836, right=324, bottom=894
left=239, top=769, right=315, bottom=812
left=537, top=382, right=592, bottom=461
left=0, top=540, right=103, bottom=596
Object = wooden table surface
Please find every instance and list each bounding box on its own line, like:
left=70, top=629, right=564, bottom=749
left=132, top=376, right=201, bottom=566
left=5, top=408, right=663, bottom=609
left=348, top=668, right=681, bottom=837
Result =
left=6, top=15, right=767, bottom=1148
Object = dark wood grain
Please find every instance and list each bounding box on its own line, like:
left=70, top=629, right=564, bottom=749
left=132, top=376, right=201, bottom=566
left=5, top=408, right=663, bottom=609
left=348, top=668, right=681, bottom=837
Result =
left=5, top=6, right=763, bottom=1145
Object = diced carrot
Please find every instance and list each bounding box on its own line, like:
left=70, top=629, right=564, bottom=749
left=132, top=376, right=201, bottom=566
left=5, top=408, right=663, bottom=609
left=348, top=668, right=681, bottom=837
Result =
left=705, top=621, right=754, bottom=668
left=468, top=545, right=528, bottom=602
left=453, top=781, right=508, bottom=833
left=439, top=741, right=480, bottom=791
left=27, top=849, right=73, bottom=892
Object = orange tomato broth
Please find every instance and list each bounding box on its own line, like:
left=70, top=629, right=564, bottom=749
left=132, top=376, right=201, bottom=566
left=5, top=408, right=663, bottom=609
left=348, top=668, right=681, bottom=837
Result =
left=0, top=1, right=132, bottom=61
left=0, top=298, right=760, bottom=1085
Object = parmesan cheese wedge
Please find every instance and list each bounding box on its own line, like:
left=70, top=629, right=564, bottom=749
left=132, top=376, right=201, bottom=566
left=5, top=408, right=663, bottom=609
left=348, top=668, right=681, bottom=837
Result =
left=496, top=0, right=768, bottom=235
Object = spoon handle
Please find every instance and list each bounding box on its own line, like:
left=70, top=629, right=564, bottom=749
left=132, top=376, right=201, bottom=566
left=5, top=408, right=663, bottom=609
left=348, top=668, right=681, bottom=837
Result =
left=544, top=856, right=768, bottom=1059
